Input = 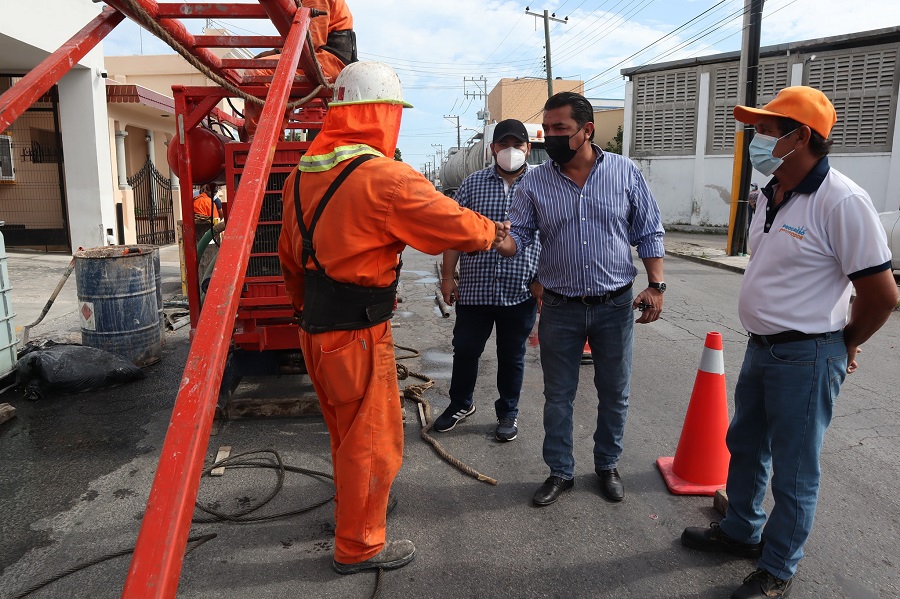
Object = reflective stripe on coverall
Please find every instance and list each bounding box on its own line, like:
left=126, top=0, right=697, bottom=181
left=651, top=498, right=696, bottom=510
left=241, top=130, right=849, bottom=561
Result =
left=278, top=103, right=497, bottom=564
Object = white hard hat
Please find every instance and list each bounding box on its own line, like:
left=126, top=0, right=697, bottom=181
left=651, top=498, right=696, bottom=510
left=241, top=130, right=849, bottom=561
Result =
left=330, top=61, right=413, bottom=108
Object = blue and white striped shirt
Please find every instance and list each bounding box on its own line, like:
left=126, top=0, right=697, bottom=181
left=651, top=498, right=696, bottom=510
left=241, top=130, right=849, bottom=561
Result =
left=509, top=145, right=664, bottom=297
left=455, top=165, right=540, bottom=306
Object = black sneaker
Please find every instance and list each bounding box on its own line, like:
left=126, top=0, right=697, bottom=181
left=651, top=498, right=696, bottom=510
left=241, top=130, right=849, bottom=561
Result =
left=681, top=522, right=763, bottom=558
left=332, top=540, right=416, bottom=575
left=433, top=403, right=476, bottom=432
left=731, top=568, right=793, bottom=598
left=495, top=417, right=518, bottom=441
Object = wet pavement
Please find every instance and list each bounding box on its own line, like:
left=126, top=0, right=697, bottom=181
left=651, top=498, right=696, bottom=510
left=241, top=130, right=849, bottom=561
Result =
left=1, top=232, right=898, bottom=599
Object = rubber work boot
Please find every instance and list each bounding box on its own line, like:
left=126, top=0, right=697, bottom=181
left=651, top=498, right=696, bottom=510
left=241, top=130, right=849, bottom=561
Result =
left=332, top=540, right=416, bottom=575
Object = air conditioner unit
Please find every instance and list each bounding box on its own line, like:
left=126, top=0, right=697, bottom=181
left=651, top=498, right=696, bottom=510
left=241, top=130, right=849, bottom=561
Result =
left=0, top=135, right=14, bottom=184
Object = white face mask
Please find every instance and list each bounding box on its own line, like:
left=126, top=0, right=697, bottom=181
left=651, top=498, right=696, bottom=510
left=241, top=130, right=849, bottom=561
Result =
left=496, top=147, right=527, bottom=173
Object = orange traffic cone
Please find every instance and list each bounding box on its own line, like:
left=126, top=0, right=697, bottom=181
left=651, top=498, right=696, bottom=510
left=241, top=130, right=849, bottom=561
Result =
left=656, top=331, right=730, bottom=495
left=581, top=340, right=592, bottom=365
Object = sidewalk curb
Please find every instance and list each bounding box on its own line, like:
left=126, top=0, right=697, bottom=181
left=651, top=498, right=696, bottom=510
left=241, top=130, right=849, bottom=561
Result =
left=666, top=250, right=746, bottom=275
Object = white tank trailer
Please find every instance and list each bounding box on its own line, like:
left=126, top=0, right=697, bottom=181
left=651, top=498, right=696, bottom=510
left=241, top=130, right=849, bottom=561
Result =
left=439, top=123, right=548, bottom=193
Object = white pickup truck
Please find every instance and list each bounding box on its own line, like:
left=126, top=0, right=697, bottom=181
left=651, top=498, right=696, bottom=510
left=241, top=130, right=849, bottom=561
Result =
left=880, top=210, right=900, bottom=270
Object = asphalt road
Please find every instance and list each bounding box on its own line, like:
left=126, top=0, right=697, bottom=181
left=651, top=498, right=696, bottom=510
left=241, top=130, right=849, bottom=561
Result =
left=1, top=248, right=898, bottom=599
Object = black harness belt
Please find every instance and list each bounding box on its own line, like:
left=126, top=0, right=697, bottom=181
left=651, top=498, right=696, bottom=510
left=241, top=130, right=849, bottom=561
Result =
left=293, top=154, right=400, bottom=333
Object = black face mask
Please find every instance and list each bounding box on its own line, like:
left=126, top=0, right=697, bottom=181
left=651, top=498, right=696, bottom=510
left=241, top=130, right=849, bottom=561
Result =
left=545, top=125, right=587, bottom=165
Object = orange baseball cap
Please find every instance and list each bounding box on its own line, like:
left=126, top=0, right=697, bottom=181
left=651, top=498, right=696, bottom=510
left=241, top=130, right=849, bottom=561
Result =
left=733, top=86, right=837, bottom=138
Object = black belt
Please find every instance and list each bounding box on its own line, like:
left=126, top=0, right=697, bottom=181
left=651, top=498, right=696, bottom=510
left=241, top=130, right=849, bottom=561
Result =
left=749, top=330, right=833, bottom=345
left=544, top=281, right=633, bottom=305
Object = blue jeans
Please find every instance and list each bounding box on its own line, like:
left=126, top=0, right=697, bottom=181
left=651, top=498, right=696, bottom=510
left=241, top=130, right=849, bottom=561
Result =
left=448, top=298, right=538, bottom=419
left=538, top=289, right=634, bottom=479
left=719, top=332, right=847, bottom=579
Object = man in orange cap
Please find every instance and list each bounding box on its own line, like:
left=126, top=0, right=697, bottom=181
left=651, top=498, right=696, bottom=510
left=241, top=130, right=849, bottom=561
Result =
left=681, top=86, right=898, bottom=599
left=278, top=60, right=508, bottom=575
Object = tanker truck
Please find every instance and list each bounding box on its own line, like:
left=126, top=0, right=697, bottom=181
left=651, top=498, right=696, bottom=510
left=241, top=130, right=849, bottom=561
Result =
left=440, top=122, right=548, bottom=196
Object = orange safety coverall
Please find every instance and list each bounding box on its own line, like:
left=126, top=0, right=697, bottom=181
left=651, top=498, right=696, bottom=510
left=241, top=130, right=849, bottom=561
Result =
left=242, top=0, right=353, bottom=139
left=193, top=191, right=219, bottom=219
left=278, top=102, right=497, bottom=564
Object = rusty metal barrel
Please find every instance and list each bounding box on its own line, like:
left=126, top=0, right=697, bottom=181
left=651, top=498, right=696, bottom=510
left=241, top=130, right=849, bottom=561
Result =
left=74, top=245, right=161, bottom=367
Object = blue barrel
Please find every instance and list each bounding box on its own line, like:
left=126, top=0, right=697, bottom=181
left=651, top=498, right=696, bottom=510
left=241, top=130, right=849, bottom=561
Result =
left=152, top=247, right=165, bottom=345
left=74, top=245, right=161, bottom=367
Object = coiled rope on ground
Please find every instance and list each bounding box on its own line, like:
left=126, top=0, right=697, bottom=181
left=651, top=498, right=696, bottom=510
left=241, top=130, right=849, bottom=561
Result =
left=395, top=353, right=498, bottom=486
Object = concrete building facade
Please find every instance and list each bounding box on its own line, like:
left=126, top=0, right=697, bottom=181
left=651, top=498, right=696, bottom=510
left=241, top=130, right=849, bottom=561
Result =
left=620, top=27, right=900, bottom=227
left=1, top=0, right=114, bottom=251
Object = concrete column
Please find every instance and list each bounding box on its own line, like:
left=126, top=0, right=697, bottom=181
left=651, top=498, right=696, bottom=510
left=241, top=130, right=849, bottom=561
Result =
left=623, top=80, right=634, bottom=159
left=115, top=130, right=130, bottom=189
left=58, top=58, right=116, bottom=250
left=691, top=71, right=711, bottom=226
left=146, top=130, right=155, bottom=165
left=790, top=62, right=804, bottom=86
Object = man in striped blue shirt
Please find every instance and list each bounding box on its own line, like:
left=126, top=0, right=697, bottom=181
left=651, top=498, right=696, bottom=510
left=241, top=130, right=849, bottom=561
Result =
left=497, top=92, right=665, bottom=507
left=435, top=119, right=541, bottom=442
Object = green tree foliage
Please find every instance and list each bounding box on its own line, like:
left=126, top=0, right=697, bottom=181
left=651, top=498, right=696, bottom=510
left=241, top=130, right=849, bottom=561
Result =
left=394, top=148, right=402, bottom=162
left=604, top=126, right=623, bottom=154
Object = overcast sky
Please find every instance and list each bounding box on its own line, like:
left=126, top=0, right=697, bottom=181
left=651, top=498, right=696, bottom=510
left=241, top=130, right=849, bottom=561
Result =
left=101, top=0, right=900, bottom=171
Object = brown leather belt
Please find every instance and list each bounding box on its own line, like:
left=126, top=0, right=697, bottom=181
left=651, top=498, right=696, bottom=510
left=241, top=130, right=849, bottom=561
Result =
left=749, top=330, right=832, bottom=345
left=544, top=281, right=633, bottom=306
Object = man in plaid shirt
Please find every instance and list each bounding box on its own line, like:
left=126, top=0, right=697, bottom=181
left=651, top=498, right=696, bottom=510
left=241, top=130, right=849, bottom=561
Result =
left=436, top=119, right=541, bottom=441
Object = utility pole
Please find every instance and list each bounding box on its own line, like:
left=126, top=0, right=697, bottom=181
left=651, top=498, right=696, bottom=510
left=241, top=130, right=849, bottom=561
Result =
left=445, top=114, right=461, bottom=150
left=431, top=143, right=443, bottom=164
left=727, top=0, right=764, bottom=256
left=525, top=6, right=568, bottom=99
left=464, top=76, right=490, bottom=125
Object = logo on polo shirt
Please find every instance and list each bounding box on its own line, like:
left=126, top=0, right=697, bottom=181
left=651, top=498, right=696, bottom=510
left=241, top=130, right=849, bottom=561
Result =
left=778, top=223, right=807, bottom=240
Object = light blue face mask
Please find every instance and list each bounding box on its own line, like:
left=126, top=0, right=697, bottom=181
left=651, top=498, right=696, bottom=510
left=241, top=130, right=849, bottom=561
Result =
left=748, top=129, right=797, bottom=176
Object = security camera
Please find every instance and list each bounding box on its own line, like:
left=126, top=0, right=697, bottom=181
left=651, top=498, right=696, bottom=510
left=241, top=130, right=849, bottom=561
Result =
left=98, top=68, right=109, bottom=79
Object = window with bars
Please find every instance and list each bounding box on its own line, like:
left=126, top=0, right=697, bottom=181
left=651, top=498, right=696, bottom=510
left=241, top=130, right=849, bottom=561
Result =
left=707, top=58, right=791, bottom=154
left=632, top=68, right=699, bottom=156
left=807, top=45, right=898, bottom=151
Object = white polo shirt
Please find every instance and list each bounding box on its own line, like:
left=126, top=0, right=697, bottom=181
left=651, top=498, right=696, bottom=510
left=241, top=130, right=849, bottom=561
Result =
left=739, top=158, right=892, bottom=335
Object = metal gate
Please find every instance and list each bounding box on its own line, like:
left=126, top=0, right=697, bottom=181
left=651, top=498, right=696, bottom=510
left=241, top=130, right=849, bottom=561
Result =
left=128, top=158, right=175, bottom=245
left=0, top=76, right=69, bottom=251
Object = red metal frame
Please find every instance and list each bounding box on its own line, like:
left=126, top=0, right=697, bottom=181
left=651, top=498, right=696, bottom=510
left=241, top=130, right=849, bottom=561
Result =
left=122, top=5, right=323, bottom=597
left=3, top=3, right=334, bottom=595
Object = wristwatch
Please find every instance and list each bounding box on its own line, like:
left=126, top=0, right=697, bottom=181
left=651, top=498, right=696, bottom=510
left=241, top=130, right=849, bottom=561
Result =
left=649, top=282, right=667, bottom=293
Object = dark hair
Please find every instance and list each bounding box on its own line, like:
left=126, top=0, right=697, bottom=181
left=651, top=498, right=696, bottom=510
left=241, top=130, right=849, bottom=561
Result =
left=777, top=117, right=832, bottom=157
left=544, top=91, right=595, bottom=141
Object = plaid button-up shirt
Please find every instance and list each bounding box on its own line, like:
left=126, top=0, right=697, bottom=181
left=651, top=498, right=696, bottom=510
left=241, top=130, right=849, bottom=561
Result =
left=454, top=165, right=540, bottom=306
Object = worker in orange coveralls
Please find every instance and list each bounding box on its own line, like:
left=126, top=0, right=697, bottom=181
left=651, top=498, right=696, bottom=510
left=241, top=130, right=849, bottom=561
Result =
left=242, top=0, right=356, bottom=140
left=278, top=61, right=509, bottom=575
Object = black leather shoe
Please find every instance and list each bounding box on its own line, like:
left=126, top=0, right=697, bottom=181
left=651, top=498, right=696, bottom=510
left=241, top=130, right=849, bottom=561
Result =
left=681, top=522, right=763, bottom=558
left=532, top=476, right=574, bottom=506
left=731, top=568, right=793, bottom=598
left=595, top=467, right=625, bottom=502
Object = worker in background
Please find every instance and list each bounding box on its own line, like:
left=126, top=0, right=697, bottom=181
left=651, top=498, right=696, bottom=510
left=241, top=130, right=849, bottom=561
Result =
left=682, top=86, right=898, bottom=599
left=436, top=119, right=540, bottom=442
left=278, top=61, right=509, bottom=575
left=193, top=183, right=221, bottom=238
left=242, top=0, right=356, bottom=141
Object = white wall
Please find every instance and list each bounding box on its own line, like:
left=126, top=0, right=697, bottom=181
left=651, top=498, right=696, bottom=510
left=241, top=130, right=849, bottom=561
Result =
left=6, top=1, right=102, bottom=60
left=634, top=154, right=895, bottom=227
